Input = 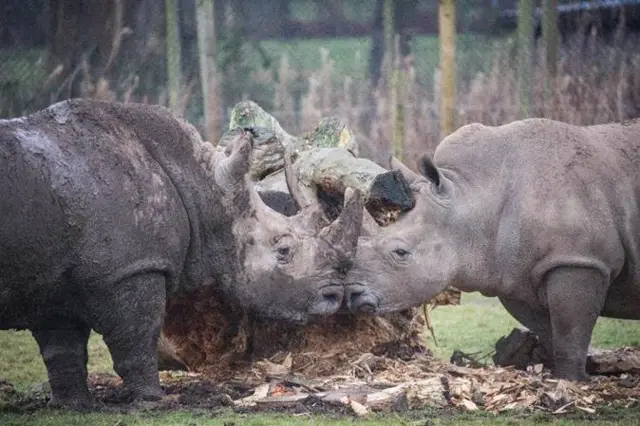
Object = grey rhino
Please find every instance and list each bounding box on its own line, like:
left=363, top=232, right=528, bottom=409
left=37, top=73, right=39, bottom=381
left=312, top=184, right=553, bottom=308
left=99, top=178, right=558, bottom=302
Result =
left=0, top=99, right=363, bottom=408
left=346, top=118, right=640, bottom=381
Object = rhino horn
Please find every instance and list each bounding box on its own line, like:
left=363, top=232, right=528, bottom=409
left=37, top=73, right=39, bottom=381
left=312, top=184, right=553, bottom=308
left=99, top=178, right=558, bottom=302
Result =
left=318, top=187, right=363, bottom=262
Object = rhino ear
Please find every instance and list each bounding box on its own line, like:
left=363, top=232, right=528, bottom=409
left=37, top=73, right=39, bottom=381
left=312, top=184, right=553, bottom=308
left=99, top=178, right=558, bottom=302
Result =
left=417, top=153, right=445, bottom=193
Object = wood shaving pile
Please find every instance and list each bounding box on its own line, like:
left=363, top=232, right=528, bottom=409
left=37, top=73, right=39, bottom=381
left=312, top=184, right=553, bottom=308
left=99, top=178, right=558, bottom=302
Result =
left=206, top=347, right=639, bottom=416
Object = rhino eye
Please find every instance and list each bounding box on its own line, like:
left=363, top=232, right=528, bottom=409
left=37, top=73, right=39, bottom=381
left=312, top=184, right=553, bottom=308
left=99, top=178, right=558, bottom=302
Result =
left=276, top=245, right=293, bottom=263
left=392, top=248, right=411, bottom=261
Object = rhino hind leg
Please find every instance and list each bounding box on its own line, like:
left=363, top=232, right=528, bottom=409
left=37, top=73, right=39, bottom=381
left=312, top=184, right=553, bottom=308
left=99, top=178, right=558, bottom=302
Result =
left=90, top=273, right=166, bottom=402
left=32, top=320, right=92, bottom=409
left=545, top=267, right=606, bottom=381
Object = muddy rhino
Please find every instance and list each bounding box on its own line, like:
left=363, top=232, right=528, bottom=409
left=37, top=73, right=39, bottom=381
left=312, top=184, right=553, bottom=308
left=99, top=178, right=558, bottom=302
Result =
left=0, top=99, right=363, bottom=408
left=346, top=118, right=640, bottom=381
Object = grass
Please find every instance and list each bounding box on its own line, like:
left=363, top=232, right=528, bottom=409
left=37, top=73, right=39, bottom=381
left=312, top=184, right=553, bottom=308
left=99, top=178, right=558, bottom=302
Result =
left=1, top=293, right=638, bottom=424
left=2, top=410, right=639, bottom=426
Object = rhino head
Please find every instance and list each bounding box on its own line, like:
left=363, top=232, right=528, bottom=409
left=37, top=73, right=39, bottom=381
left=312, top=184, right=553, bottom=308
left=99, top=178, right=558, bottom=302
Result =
left=211, top=129, right=364, bottom=323
left=344, top=156, right=460, bottom=314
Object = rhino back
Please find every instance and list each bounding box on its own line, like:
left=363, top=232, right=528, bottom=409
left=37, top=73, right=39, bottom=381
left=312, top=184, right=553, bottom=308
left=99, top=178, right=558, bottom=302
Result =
left=0, top=100, right=214, bottom=328
left=434, top=119, right=640, bottom=313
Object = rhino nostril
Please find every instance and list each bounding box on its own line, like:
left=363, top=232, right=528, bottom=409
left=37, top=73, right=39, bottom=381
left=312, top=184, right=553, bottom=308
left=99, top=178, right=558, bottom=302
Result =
left=347, top=286, right=378, bottom=314
left=320, top=286, right=344, bottom=306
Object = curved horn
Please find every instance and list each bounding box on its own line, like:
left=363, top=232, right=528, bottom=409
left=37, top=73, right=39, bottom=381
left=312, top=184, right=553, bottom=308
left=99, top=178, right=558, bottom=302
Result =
left=318, top=187, right=364, bottom=260
left=362, top=207, right=381, bottom=236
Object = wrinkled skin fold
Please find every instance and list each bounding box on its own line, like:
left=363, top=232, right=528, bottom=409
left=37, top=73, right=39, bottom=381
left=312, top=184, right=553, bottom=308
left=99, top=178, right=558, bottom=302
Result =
left=346, top=118, right=640, bottom=381
left=0, top=99, right=362, bottom=409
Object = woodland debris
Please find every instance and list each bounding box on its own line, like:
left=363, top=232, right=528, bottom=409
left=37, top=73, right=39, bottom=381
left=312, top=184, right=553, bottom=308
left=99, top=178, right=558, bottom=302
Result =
left=220, top=349, right=639, bottom=414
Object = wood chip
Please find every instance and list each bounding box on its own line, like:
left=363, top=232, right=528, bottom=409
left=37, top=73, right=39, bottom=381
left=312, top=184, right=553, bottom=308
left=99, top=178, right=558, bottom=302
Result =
left=350, top=399, right=371, bottom=417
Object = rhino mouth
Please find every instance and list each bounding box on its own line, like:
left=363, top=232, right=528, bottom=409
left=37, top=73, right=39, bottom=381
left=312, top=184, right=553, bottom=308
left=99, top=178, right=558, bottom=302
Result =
left=307, top=284, right=346, bottom=317
left=344, top=283, right=380, bottom=314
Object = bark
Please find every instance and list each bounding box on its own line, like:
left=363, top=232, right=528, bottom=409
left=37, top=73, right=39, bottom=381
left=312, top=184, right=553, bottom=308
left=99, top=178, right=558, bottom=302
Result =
left=517, top=0, right=534, bottom=119
left=439, top=0, right=456, bottom=139
left=165, top=0, right=182, bottom=111
left=196, top=0, right=220, bottom=145
left=288, top=147, right=414, bottom=222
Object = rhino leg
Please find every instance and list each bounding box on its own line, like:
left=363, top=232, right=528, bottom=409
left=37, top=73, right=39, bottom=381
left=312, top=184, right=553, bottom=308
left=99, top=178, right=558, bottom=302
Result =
left=545, top=267, right=606, bottom=381
left=32, top=321, right=92, bottom=409
left=499, top=297, right=553, bottom=365
left=91, top=273, right=166, bottom=402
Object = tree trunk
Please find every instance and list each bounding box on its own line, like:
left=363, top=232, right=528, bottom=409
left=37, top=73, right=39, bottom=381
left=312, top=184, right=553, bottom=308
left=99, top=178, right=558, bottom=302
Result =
left=517, top=0, right=534, bottom=119
left=196, top=0, right=220, bottom=144
left=382, top=0, right=394, bottom=82
left=542, top=0, right=558, bottom=117
left=46, top=0, right=118, bottom=99
left=439, top=0, right=456, bottom=140
left=165, top=0, right=183, bottom=112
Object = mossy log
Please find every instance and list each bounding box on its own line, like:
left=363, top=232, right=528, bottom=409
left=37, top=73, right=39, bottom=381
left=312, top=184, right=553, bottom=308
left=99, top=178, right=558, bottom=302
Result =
left=221, top=101, right=414, bottom=222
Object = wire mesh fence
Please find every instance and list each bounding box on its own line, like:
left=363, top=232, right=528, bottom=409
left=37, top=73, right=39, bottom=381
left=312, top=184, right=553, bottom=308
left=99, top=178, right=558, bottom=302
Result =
left=1, top=0, right=639, bottom=161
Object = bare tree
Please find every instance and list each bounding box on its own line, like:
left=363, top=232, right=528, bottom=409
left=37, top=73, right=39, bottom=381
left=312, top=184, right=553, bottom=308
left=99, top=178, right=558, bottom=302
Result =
left=517, top=0, right=534, bottom=119
left=196, top=0, right=220, bottom=144
left=165, top=0, right=183, bottom=111
left=439, top=0, right=456, bottom=139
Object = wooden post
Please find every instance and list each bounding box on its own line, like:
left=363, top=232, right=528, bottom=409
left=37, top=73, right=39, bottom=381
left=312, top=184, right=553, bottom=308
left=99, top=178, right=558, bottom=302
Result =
left=439, top=0, right=456, bottom=140
left=542, top=0, right=558, bottom=117
left=196, top=0, right=220, bottom=144
left=165, top=0, right=182, bottom=111
left=517, top=0, right=534, bottom=119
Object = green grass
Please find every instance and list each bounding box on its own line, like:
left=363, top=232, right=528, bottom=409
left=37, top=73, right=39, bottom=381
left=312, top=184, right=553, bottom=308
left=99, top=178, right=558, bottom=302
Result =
left=2, top=410, right=639, bottom=426
left=428, top=292, right=640, bottom=362
left=256, top=33, right=505, bottom=85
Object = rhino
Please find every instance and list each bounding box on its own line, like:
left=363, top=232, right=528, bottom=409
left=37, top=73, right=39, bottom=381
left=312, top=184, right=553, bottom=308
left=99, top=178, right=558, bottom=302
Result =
left=0, top=99, right=363, bottom=408
left=345, top=118, right=640, bottom=381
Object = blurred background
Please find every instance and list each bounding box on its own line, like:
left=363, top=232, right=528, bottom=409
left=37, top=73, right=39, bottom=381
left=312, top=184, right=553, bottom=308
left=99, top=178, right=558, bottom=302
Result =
left=1, top=0, right=640, bottom=163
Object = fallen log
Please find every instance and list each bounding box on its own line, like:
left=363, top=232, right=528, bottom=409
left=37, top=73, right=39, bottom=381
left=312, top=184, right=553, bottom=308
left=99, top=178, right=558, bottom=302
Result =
left=494, top=327, right=640, bottom=375
left=222, top=102, right=415, bottom=223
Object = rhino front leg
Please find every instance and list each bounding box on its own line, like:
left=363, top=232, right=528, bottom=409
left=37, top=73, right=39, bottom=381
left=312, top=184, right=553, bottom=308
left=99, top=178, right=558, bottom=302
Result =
left=32, top=320, right=92, bottom=409
left=498, top=296, right=553, bottom=365
left=545, top=267, right=606, bottom=381
left=90, top=273, right=166, bottom=401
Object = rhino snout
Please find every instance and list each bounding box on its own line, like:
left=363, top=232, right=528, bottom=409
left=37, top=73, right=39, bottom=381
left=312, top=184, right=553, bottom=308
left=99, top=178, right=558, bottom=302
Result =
left=345, top=284, right=379, bottom=314
left=308, top=285, right=345, bottom=316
